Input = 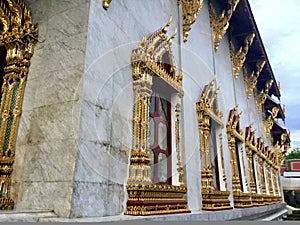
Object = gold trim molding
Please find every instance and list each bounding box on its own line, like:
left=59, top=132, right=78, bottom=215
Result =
left=209, top=0, right=240, bottom=51
left=230, top=33, right=255, bottom=79
left=244, top=60, right=266, bottom=99
left=178, top=0, right=204, bottom=42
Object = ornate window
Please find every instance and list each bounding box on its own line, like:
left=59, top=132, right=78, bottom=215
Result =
left=256, top=137, right=278, bottom=205
left=0, top=1, right=38, bottom=210
left=256, top=138, right=267, bottom=196
left=125, top=18, right=190, bottom=216
left=149, top=79, right=173, bottom=184
left=235, top=140, right=246, bottom=192
left=196, top=77, right=231, bottom=210
left=226, top=106, right=252, bottom=208
left=245, top=125, right=264, bottom=206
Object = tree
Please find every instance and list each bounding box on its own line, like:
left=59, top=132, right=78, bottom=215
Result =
left=285, top=147, right=300, bottom=160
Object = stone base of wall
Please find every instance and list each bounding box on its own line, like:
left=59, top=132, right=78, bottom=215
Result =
left=35, top=203, right=286, bottom=222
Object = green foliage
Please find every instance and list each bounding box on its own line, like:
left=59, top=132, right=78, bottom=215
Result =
left=285, top=147, right=300, bottom=160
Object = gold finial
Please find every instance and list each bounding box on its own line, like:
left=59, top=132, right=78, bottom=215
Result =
left=163, top=16, right=173, bottom=34
left=250, top=121, right=254, bottom=127
left=168, top=28, right=177, bottom=43
left=234, top=104, right=239, bottom=110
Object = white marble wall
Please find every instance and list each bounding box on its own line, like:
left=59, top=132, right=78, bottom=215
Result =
left=72, top=0, right=181, bottom=217
left=12, top=0, right=90, bottom=217
left=180, top=0, right=274, bottom=207
left=180, top=0, right=215, bottom=211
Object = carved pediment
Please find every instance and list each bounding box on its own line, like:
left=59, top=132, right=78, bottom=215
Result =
left=226, top=105, right=243, bottom=141
left=196, top=76, right=223, bottom=126
left=131, top=17, right=183, bottom=95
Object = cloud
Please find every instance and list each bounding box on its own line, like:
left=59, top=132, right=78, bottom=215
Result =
left=290, top=129, right=300, bottom=148
left=248, top=0, right=300, bottom=148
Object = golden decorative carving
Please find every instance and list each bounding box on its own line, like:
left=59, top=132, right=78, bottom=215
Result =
left=178, top=0, right=204, bottom=42
left=226, top=106, right=252, bottom=207
left=230, top=33, right=255, bottom=79
left=264, top=107, right=279, bottom=137
left=264, top=115, right=273, bottom=137
left=103, top=0, right=112, bottom=9
left=131, top=17, right=183, bottom=95
left=0, top=0, right=38, bottom=210
left=126, top=18, right=190, bottom=216
left=244, top=60, right=266, bottom=99
left=125, top=184, right=189, bottom=216
left=209, top=0, right=240, bottom=51
left=274, top=141, right=284, bottom=168
left=196, top=77, right=231, bottom=210
left=254, top=79, right=273, bottom=111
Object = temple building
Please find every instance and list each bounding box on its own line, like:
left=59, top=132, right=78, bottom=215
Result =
left=0, top=0, right=291, bottom=221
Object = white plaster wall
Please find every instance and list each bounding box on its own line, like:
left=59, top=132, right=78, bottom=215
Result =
left=211, top=32, right=237, bottom=205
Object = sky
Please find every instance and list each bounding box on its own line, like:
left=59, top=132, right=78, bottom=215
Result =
left=248, top=0, right=300, bottom=149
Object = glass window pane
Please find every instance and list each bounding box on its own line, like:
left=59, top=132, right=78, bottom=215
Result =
left=158, top=153, right=168, bottom=182
left=150, top=92, right=156, bottom=114
left=149, top=118, right=154, bottom=146
left=158, top=98, right=168, bottom=120
left=158, top=122, right=167, bottom=150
